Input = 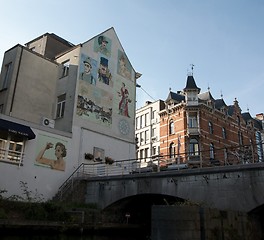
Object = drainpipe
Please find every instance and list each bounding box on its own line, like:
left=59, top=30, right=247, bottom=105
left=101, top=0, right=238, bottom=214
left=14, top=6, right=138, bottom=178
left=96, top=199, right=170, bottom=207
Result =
left=9, top=47, right=23, bottom=116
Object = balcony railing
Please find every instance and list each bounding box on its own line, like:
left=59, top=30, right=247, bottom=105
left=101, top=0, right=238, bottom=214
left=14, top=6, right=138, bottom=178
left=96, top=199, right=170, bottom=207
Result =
left=187, top=127, right=200, bottom=135
left=0, top=148, right=24, bottom=166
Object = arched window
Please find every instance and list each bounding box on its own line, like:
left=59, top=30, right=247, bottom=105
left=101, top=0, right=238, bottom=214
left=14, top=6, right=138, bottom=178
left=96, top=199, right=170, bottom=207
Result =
left=238, top=131, right=243, bottom=145
left=222, top=127, right=227, bottom=139
left=224, top=147, right=228, bottom=164
left=189, top=138, right=199, bottom=156
left=210, top=143, right=215, bottom=159
left=208, top=121, right=213, bottom=134
left=169, top=120, right=174, bottom=134
left=169, top=142, right=175, bottom=159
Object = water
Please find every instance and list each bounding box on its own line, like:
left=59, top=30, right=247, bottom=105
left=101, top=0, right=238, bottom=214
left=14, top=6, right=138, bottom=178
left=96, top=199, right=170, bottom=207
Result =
left=1, top=233, right=148, bottom=240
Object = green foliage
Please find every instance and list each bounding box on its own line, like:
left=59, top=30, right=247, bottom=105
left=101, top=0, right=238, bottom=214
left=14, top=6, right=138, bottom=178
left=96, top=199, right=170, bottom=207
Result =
left=0, top=208, right=7, bottom=219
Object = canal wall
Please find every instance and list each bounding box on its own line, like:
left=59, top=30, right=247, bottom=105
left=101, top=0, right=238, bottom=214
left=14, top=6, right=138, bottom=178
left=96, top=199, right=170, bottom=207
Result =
left=151, top=205, right=262, bottom=240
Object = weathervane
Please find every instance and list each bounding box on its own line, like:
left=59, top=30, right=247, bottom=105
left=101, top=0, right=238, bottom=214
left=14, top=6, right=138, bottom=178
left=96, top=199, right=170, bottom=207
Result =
left=190, top=64, right=194, bottom=75
left=187, top=64, right=195, bottom=76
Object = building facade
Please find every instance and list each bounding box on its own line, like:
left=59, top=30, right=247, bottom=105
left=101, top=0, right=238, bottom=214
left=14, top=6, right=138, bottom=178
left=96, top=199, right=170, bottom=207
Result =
left=0, top=28, right=140, bottom=200
left=135, top=100, right=165, bottom=166
left=159, top=75, right=262, bottom=168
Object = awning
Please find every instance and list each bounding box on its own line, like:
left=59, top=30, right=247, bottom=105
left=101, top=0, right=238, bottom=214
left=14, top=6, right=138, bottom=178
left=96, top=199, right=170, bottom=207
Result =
left=0, top=119, right=36, bottom=140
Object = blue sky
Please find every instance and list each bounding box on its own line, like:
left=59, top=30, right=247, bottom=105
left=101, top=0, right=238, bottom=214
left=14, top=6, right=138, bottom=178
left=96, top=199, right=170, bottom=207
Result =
left=1, top=0, right=264, bottom=116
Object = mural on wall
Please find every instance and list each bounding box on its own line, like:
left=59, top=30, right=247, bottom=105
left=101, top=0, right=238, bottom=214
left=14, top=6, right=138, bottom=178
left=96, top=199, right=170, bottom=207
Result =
left=97, top=56, right=113, bottom=86
left=117, top=82, right=131, bottom=118
left=35, top=134, right=67, bottom=171
left=76, top=30, right=136, bottom=139
left=77, top=81, right=113, bottom=126
left=79, top=54, right=97, bottom=85
left=117, top=50, right=132, bottom=81
left=93, top=147, right=105, bottom=162
left=94, top=35, right=111, bottom=57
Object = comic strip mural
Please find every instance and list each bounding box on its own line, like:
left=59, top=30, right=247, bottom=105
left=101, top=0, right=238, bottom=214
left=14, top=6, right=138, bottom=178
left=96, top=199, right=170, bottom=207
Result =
left=76, top=32, right=135, bottom=139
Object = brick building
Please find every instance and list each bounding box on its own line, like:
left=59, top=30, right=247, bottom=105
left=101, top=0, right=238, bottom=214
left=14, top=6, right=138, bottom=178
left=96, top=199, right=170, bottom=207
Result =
left=159, top=74, right=261, bottom=168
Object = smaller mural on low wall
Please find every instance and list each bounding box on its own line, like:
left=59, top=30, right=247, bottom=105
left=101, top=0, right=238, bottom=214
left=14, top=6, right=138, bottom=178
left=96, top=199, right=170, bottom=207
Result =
left=94, top=35, right=111, bottom=57
left=35, top=134, right=67, bottom=171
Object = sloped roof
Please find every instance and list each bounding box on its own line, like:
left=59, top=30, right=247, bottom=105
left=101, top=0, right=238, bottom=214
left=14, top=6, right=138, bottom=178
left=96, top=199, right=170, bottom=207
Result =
left=198, top=91, right=215, bottom=102
left=242, top=112, right=253, bottom=123
left=183, top=75, right=201, bottom=92
left=165, top=91, right=185, bottom=103
left=214, top=98, right=227, bottom=110
left=253, top=118, right=263, bottom=130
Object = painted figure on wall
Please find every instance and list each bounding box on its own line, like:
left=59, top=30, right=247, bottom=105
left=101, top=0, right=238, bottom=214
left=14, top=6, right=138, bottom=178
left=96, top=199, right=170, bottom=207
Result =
left=80, top=56, right=96, bottom=85
left=95, top=35, right=111, bottom=57
left=98, top=57, right=112, bottom=85
left=117, top=52, right=131, bottom=80
left=36, top=142, right=67, bottom=171
left=118, top=82, right=131, bottom=117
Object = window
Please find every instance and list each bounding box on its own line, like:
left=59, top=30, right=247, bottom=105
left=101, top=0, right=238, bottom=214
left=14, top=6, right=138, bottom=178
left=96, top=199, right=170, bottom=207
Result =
left=151, top=110, right=156, bottom=120
left=238, top=131, right=243, bottom=145
left=0, top=135, right=24, bottom=166
left=61, top=60, right=70, bottom=77
left=224, top=148, right=228, bottom=163
left=189, top=138, right=199, bottom=156
left=152, top=127, right=156, bottom=137
left=145, top=130, right=149, bottom=142
left=145, top=113, right=149, bottom=126
left=136, top=117, right=139, bottom=129
left=169, top=142, right=175, bottom=159
left=188, top=114, right=198, bottom=128
left=2, top=62, right=12, bottom=89
left=208, top=121, right=213, bottom=134
left=210, top=143, right=215, bottom=159
left=0, top=104, right=3, bottom=113
left=144, top=148, right=149, bottom=162
left=56, top=94, right=66, bottom=118
left=152, top=146, right=156, bottom=156
left=140, top=115, right=143, bottom=128
left=222, top=127, right=227, bottom=139
left=237, top=116, right=240, bottom=126
left=169, top=120, right=174, bottom=134
left=140, top=132, right=144, bottom=143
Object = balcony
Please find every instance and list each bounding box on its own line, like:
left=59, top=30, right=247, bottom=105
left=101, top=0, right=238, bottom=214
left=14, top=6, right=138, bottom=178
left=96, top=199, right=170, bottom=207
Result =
left=187, top=127, right=200, bottom=135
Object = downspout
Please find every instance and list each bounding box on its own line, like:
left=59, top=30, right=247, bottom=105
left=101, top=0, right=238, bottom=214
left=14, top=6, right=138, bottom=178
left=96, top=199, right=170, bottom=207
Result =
left=9, top=47, right=23, bottom=116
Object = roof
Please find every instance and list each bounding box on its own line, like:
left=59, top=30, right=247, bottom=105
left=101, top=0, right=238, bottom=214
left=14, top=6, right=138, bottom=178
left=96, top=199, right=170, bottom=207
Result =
left=165, top=91, right=185, bottom=103
left=198, top=91, right=215, bottom=102
left=25, top=33, right=75, bottom=48
left=214, top=98, right=227, bottom=110
left=183, top=75, right=201, bottom=92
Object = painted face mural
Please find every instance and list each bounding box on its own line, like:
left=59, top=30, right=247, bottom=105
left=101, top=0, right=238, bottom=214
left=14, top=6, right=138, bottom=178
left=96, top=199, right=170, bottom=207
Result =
left=79, top=54, right=97, bottom=85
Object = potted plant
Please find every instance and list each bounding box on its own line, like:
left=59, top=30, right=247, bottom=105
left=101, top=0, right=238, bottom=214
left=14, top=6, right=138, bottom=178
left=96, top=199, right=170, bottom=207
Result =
left=105, top=156, right=114, bottom=165
left=84, top=153, right=94, bottom=160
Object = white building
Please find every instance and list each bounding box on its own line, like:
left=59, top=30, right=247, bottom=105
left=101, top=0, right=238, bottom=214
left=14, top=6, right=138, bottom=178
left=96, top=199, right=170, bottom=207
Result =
left=0, top=28, right=141, bottom=200
left=135, top=100, right=165, bottom=167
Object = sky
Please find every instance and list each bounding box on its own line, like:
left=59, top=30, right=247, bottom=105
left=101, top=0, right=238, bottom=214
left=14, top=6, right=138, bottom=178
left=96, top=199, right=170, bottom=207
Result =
left=1, top=0, right=264, bottom=116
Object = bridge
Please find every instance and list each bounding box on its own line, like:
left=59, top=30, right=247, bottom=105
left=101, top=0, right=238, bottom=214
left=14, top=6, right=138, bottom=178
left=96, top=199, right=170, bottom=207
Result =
left=56, top=161, right=264, bottom=214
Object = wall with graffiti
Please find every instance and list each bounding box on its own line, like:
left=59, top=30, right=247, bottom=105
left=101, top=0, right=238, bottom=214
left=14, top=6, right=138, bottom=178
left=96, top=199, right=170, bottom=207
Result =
left=76, top=28, right=135, bottom=141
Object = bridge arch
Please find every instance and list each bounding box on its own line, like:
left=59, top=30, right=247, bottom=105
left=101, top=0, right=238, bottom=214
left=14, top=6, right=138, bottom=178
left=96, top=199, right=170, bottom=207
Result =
left=102, top=193, right=185, bottom=225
